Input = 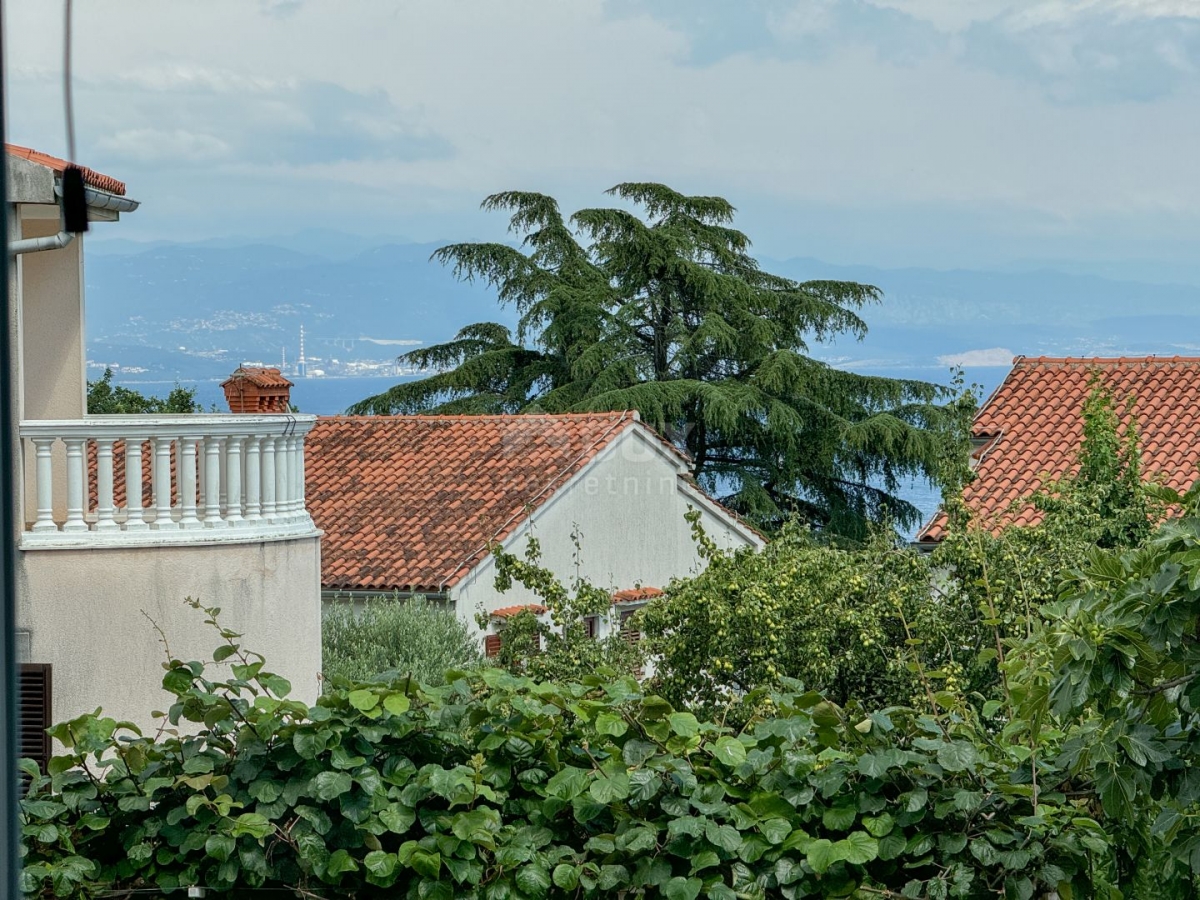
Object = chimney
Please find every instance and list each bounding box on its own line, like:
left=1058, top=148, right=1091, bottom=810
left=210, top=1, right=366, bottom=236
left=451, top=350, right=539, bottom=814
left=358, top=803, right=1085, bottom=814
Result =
left=221, top=366, right=293, bottom=413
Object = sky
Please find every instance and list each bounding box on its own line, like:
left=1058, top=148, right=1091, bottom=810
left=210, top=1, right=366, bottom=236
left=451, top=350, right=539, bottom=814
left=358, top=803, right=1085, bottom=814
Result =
left=5, top=0, right=1200, bottom=273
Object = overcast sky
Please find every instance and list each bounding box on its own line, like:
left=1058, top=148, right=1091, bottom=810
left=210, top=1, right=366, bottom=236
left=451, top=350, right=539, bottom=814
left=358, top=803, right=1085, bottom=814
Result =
left=5, top=0, right=1199, bottom=271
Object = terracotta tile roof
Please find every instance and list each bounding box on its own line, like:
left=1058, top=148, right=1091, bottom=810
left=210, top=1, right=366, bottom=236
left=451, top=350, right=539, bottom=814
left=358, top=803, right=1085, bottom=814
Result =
left=307, top=412, right=643, bottom=593
left=6, top=143, right=127, bottom=196
left=918, top=356, right=1200, bottom=542
left=221, top=367, right=293, bottom=390
left=490, top=604, right=549, bottom=619
left=612, top=587, right=664, bottom=603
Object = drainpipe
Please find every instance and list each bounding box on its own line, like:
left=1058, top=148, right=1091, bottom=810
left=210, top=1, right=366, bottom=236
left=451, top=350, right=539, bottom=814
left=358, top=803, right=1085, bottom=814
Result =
left=9, top=184, right=139, bottom=255
left=9, top=230, right=74, bottom=255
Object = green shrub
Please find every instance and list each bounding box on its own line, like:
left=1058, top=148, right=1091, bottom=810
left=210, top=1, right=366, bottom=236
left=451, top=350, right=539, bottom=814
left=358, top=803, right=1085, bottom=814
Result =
left=322, top=594, right=482, bottom=685
left=19, top=603, right=1110, bottom=898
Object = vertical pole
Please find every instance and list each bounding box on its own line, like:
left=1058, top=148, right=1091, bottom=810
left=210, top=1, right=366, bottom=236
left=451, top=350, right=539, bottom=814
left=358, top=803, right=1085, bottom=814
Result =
left=0, top=10, right=26, bottom=893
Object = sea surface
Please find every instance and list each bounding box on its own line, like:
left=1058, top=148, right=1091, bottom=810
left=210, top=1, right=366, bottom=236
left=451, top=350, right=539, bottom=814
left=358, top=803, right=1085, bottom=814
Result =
left=119, top=363, right=1012, bottom=537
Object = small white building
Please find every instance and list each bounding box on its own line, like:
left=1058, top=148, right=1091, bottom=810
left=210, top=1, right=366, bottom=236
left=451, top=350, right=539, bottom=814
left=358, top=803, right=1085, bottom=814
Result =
left=305, top=412, right=764, bottom=651
left=6, top=146, right=323, bottom=763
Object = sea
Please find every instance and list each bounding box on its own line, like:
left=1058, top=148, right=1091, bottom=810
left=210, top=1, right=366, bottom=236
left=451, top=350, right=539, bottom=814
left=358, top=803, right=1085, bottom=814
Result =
left=118, top=364, right=1010, bottom=537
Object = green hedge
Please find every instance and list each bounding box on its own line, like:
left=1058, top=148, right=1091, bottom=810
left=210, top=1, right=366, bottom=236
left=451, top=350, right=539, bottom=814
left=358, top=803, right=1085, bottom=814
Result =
left=19, top=606, right=1108, bottom=899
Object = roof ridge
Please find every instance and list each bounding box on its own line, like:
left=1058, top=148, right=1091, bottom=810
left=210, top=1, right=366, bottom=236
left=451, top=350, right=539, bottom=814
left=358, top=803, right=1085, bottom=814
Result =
left=319, top=411, right=636, bottom=423
left=6, top=142, right=127, bottom=196
left=1017, top=355, right=1200, bottom=366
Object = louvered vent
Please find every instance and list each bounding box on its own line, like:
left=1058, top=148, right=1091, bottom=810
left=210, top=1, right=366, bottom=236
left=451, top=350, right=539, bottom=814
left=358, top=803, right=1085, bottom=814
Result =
left=484, top=634, right=502, bottom=659
left=19, top=664, right=51, bottom=775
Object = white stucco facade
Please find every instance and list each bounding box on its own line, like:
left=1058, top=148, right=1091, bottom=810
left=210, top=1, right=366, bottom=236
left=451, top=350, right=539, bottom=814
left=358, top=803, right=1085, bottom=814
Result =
left=6, top=152, right=324, bottom=740
left=450, top=426, right=764, bottom=630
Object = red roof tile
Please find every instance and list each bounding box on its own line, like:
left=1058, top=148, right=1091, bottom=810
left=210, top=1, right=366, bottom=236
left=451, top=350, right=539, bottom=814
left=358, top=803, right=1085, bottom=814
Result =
left=918, top=356, right=1200, bottom=542
left=612, top=587, right=664, bottom=603
left=6, top=143, right=127, bottom=196
left=307, top=413, right=642, bottom=593
left=221, top=367, right=293, bottom=390
left=491, top=604, right=549, bottom=619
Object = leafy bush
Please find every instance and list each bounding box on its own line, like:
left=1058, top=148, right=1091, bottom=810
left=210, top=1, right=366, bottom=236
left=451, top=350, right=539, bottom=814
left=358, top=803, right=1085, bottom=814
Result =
left=86, top=368, right=203, bottom=414
left=642, top=525, right=946, bottom=715
left=19, top=602, right=1110, bottom=898
left=487, top=536, right=644, bottom=682
left=322, top=594, right=482, bottom=685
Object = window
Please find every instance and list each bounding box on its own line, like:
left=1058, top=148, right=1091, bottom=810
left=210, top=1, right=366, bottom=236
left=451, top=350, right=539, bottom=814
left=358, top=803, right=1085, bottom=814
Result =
left=620, top=609, right=641, bottom=644
left=19, top=664, right=52, bottom=776
left=484, top=634, right=502, bottom=658
left=584, top=615, right=599, bottom=639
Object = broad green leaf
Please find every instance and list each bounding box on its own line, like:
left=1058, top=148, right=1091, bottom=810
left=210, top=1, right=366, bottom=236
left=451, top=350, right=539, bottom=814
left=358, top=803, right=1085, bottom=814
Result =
left=822, top=804, right=856, bottom=831
left=589, top=772, right=631, bottom=804
left=410, top=849, right=441, bottom=880
left=663, top=875, right=704, bottom=900
left=712, top=736, right=747, bottom=767
left=937, top=741, right=978, bottom=773
left=326, top=849, right=359, bottom=876
left=516, top=864, right=551, bottom=898
left=383, top=693, right=411, bottom=716
left=312, top=771, right=353, bottom=801
left=348, top=689, right=379, bottom=712
left=840, top=831, right=879, bottom=865
left=705, top=820, right=742, bottom=853
left=553, top=864, right=580, bottom=890
left=546, top=766, right=591, bottom=800
left=595, top=712, right=628, bottom=737
left=364, top=850, right=398, bottom=880
left=863, top=813, right=894, bottom=837
left=807, top=838, right=838, bottom=874
left=668, top=712, right=700, bottom=737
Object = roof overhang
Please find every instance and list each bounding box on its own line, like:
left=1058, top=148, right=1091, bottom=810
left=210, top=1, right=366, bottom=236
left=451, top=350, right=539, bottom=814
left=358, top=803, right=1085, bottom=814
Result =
left=7, top=154, right=139, bottom=221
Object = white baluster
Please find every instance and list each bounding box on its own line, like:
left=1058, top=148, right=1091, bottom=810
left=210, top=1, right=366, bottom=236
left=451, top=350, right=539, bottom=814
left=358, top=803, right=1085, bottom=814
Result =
left=179, top=436, right=201, bottom=529
left=244, top=436, right=262, bottom=524
left=225, top=435, right=245, bottom=525
left=152, top=436, right=178, bottom=530
left=94, top=439, right=119, bottom=532
left=294, top=433, right=307, bottom=521
left=63, top=438, right=88, bottom=533
left=273, top=434, right=289, bottom=523
left=261, top=434, right=277, bottom=521
left=30, top=438, right=57, bottom=533
left=203, top=437, right=225, bottom=528
left=124, top=437, right=149, bottom=531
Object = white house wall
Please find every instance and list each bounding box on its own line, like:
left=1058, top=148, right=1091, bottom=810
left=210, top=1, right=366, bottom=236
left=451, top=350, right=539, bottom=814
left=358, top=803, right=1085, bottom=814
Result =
left=451, top=428, right=760, bottom=625
left=18, top=536, right=323, bottom=734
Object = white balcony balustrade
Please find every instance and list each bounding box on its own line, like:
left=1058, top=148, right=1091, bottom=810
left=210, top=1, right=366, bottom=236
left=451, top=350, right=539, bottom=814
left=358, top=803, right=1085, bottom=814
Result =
left=18, top=415, right=318, bottom=548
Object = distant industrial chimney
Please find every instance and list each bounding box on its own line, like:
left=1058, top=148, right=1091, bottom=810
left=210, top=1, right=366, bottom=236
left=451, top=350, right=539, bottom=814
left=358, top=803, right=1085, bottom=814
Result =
left=297, top=325, right=308, bottom=378
left=222, top=366, right=293, bottom=413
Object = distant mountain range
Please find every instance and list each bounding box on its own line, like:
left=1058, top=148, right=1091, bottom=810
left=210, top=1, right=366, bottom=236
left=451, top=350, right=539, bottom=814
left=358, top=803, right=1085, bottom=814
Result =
left=83, top=229, right=1200, bottom=382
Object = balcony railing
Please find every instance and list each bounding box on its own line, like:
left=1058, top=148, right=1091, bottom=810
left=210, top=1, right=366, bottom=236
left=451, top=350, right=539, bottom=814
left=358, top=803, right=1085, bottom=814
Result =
left=18, top=414, right=319, bottom=548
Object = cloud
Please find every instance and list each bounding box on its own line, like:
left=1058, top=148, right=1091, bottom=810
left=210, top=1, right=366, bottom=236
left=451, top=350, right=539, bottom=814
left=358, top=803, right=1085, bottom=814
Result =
left=72, top=67, right=456, bottom=168
left=937, top=348, right=1017, bottom=366
left=963, top=1, right=1200, bottom=101
left=604, top=0, right=943, bottom=65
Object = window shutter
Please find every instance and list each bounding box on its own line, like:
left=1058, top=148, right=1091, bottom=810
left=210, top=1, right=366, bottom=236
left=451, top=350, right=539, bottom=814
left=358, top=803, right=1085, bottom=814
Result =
left=19, top=664, right=52, bottom=775
left=484, top=634, right=502, bottom=659
left=620, top=610, right=641, bottom=644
